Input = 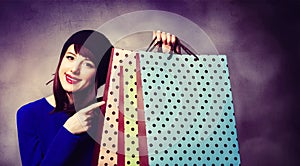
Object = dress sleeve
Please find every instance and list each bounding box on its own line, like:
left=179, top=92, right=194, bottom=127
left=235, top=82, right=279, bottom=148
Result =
left=17, top=104, right=44, bottom=166
left=17, top=104, right=85, bottom=166
left=40, top=127, right=82, bottom=166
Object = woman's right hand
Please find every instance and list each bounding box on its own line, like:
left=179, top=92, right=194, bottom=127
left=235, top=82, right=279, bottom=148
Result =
left=153, top=30, right=181, bottom=54
left=63, top=101, right=105, bottom=134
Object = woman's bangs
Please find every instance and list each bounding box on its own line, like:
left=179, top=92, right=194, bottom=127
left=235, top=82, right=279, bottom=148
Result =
left=74, top=44, right=97, bottom=64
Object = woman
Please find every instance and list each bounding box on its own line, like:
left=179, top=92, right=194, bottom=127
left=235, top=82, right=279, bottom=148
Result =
left=17, top=30, right=113, bottom=166
left=17, top=30, right=179, bottom=166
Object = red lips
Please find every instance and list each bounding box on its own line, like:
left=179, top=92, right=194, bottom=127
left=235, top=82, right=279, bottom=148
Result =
left=65, top=73, right=81, bottom=84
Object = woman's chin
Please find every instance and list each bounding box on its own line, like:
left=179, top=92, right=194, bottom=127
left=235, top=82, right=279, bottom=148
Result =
left=61, top=84, right=82, bottom=93
left=62, top=87, right=79, bottom=93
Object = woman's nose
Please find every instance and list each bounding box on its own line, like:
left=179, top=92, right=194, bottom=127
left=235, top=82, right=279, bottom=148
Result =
left=71, top=61, right=81, bottom=75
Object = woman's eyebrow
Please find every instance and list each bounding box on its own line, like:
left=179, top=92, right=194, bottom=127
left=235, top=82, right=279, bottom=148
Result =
left=66, top=52, right=77, bottom=56
left=66, top=51, right=93, bottom=61
left=84, top=57, right=91, bottom=61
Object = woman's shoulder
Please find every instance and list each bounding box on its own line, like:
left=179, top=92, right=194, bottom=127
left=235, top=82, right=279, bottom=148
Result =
left=17, top=97, right=53, bottom=118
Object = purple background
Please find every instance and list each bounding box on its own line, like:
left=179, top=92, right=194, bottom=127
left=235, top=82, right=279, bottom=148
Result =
left=0, top=0, right=299, bottom=165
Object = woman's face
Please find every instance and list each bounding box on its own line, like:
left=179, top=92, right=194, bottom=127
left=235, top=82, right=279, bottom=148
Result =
left=59, top=44, right=97, bottom=93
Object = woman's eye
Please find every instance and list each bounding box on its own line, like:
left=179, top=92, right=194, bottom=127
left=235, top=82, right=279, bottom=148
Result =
left=84, top=62, right=95, bottom=68
left=66, top=55, right=75, bottom=60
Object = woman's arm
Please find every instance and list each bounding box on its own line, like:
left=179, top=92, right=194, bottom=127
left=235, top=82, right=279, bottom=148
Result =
left=40, top=127, right=83, bottom=166
left=17, top=104, right=44, bottom=166
left=17, top=101, right=104, bottom=165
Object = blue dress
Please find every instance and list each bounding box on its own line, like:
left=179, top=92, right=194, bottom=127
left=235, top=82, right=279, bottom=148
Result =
left=17, top=98, right=96, bottom=166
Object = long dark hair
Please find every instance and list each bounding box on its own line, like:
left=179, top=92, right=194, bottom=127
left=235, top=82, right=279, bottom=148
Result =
left=53, top=30, right=113, bottom=114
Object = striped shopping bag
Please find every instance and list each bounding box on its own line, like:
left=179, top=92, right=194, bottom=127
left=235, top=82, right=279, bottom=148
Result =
left=94, top=48, right=241, bottom=166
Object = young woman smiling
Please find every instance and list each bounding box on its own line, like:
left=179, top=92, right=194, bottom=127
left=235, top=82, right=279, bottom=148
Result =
left=17, top=30, right=179, bottom=165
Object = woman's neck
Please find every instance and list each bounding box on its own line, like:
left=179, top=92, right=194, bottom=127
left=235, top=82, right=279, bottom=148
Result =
left=45, top=95, right=56, bottom=107
left=66, top=92, right=74, bottom=105
left=67, top=89, right=96, bottom=110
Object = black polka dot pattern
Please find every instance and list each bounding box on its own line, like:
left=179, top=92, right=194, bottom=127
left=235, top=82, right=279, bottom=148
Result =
left=140, top=52, right=240, bottom=165
left=99, top=49, right=240, bottom=165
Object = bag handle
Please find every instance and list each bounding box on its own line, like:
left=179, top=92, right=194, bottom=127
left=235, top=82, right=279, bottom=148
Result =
left=146, top=36, right=199, bottom=61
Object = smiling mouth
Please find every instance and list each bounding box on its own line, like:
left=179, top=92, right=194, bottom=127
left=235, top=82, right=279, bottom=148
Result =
left=65, top=74, right=81, bottom=84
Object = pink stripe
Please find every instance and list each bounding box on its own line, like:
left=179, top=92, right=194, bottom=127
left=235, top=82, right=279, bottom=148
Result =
left=91, top=48, right=115, bottom=166
left=117, top=66, right=125, bottom=166
left=136, top=53, right=149, bottom=165
left=101, top=47, right=115, bottom=115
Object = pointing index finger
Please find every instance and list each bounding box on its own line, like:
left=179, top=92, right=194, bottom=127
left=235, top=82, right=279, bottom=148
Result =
left=82, top=101, right=105, bottom=113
